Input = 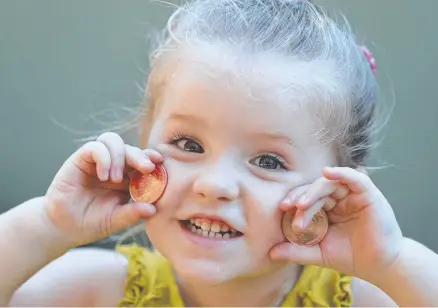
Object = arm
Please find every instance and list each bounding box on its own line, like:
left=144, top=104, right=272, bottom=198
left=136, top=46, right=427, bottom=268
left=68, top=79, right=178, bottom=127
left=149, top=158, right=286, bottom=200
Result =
left=0, top=197, right=70, bottom=305
left=9, top=247, right=127, bottom=307
left=0, top=197, right=126, bottom=306
left=372, top=237, right=438, bottom=307
left=351, top=277, right=397, bottom=307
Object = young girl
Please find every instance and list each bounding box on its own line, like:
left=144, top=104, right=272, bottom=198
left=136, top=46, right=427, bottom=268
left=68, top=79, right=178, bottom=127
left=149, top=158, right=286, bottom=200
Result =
left=1, top=0, right=437, bottom=306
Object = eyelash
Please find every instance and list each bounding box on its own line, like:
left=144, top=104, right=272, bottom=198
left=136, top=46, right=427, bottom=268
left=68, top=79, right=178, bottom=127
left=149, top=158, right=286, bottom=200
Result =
left=255, top=153, right=288, bottom=171
left=167, top=132, right=288, bottom=171
left=168, top=132, right=200, bottom=145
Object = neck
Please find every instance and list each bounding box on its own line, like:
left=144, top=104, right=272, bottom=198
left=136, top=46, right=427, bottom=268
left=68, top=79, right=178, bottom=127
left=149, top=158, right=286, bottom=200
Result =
left=175, top=262, right=302, bottom=307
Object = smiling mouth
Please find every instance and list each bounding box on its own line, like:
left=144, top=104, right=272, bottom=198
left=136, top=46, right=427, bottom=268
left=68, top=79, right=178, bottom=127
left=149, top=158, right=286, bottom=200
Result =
left=181, top=219, right=244, bottom=239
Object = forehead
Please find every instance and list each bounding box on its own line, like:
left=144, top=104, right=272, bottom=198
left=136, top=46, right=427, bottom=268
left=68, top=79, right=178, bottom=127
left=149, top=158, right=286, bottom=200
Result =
left=157, top=68, right=321, bottom=149
left=164, top=74, right=290, bottom=126
left=151, top=45, right=335, bottom=146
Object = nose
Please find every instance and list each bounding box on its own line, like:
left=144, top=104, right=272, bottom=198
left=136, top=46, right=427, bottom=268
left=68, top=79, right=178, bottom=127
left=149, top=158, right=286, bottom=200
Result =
left=192, top=160, right=240, bottom=202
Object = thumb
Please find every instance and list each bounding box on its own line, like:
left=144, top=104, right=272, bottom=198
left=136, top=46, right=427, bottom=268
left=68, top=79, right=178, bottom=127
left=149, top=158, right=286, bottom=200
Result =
left=270, top=242, right=324, bottom=267
left=109, top=202, right=156, bottom=234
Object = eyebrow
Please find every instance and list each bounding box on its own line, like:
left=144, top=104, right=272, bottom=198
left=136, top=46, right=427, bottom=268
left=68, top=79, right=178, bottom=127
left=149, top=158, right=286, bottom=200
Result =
left=166, top=113, right=207, bottom=126
left=251, top=131, right=297, bottom=147
left=166, top=113, right=296, bottom=147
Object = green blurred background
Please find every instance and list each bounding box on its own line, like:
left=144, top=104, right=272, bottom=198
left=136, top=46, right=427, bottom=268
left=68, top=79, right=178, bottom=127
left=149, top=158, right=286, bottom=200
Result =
left=1, top=0, right=437, bottom=252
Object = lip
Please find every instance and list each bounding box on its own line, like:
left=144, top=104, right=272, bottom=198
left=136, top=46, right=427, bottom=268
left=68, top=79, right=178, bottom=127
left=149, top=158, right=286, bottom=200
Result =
left=182, top=213, right=241, bottom=233
left=179, top=221, right=242, bottom=247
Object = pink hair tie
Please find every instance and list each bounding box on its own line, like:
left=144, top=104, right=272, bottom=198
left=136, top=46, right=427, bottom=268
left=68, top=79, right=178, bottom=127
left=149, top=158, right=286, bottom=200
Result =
left=360, top=45, right=377, bottom=75
left=302, top=1, right=378, bottom=76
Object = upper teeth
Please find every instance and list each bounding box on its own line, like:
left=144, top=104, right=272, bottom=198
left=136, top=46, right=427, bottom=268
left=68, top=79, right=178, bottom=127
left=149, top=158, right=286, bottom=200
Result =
left=190, top=218, right=237, bottom=233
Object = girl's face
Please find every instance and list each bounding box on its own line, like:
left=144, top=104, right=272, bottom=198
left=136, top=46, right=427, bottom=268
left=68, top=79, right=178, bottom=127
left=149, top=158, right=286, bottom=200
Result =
left=144, top=64, right=336, bottom=284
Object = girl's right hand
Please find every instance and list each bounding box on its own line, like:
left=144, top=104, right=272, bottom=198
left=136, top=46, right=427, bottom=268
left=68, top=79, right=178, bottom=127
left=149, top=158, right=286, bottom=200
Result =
left=44, top=132, right=162, bottom=248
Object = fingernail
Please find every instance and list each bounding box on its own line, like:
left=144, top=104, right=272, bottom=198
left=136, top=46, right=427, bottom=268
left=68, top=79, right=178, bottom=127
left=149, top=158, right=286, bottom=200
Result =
left=325, top=167, right=336, bottom=173
left=111, top=170, right=118, bottom=181
left=141, top=203, right=156, bottom=214
left=298, top=195, right=308, bottom=205
left=271, top=247, right=286, bottom=259
left=292, top=217, right=304, bottom=231
left=144, top=161, right=155, bottom=169
left=100, top=169, right=109, bottom=181
left=117, top=169, right=123, bottom=181
left=271, top=243, right=296, bottom=259
left=302, top=215, right=311, bottom=229
left=300, top=217, right=306, bottom=230
left=282, top=198, right=291, bottom=205
left=147, top=204, right=157, bottom=213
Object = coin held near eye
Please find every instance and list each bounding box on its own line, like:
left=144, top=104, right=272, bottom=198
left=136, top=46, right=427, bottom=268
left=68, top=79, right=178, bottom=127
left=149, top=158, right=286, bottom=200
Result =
left=129, top=164, right=168, bottom=204
left=281, top=209, right=328, bottom=246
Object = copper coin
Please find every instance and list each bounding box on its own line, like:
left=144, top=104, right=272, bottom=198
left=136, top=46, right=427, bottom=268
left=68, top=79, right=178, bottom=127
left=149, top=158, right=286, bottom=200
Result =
left=129, top=164, right=168, bottom=203
left=281, top=209, right=328, bottom=246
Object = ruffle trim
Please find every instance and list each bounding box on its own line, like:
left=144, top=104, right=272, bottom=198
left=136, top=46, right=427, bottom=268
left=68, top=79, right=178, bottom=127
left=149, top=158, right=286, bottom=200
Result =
left=298, top=271, right=353, bottom=307
left=116, top=245, right=177, bottom=307
left=286, top=266, right=353, bottom=307
left=116, top=245, right=353, bottom=307
left=117, top=245, right=148, bottom=307
left=333, top=272, right=353, bottom=307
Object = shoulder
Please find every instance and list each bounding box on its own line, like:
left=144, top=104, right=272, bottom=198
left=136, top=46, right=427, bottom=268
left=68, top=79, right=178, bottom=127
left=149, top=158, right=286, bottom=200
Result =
left=351, top=277, right=397, bottom=307
left=10, top=247, right=128, bottom=307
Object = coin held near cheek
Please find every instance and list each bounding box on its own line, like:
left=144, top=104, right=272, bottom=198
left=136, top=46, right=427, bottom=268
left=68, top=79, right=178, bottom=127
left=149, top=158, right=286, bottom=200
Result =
left=129, top=164, right=168, bottom=204
left=281, top=209, right=328, bottom=246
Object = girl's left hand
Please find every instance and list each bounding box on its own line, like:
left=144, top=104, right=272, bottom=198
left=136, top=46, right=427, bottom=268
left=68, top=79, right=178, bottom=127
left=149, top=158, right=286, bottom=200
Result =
left=270, top=167, right=403, bottom=284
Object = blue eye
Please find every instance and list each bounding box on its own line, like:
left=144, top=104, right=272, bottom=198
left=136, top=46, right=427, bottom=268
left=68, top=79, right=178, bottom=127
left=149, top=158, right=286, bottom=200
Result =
left=169, top=134, right=204, bottom=153
left=250, top=154, right=287, bottom=171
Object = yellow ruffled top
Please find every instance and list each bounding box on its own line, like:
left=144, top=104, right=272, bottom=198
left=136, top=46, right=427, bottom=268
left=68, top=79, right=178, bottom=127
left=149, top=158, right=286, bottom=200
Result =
left=116, top=244, right=353, bottom=307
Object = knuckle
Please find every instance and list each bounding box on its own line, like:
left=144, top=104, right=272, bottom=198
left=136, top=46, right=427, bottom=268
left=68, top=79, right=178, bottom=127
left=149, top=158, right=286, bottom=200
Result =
left=288, top=185, right=307, bottom=195
left=125, top=145, right=150, bottom=169
left=114, top=150, right=126, bottom=164
left=96, top=132, right=124, bottom=144
left=356, top=170, right=371, bottom=183
left=128, top=145, right=145, bottom=157
left=317, top=177, right=332, bottom=188
left=143, top=148, right=159, bottom=157
left=338, top=166, right=353, bottom=174
left=81, top=141, right=104, bottom=153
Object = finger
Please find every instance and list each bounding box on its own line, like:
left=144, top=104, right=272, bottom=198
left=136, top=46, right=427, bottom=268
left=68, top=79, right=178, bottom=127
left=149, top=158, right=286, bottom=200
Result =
left=143, top=148, right=164, bottom=164
left=279, top=186, right=308, bottom=211
left=296, top=177, right=337, bottom=210
left=98, top=177, right=130, bottom=192
left=270, top=242, right=323, bottom=267
left=323, top=167, right=373, bottom=194
left=323, top=196, right=337, bottom=212
left=78, top=141, right=111, bottom=181
left=125, top=145, right=156, bottom=173
left=107, top=202, right=156, bottom=234
left=330, top=183, right=350, bottom=200
left=96, top=132, right=126, bottom=183
left=293, top=198, right=326, bottom=230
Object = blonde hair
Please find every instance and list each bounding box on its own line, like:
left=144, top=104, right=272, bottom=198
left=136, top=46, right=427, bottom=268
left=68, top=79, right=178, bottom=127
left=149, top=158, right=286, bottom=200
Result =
left=98, top=0, right=387, bottom=248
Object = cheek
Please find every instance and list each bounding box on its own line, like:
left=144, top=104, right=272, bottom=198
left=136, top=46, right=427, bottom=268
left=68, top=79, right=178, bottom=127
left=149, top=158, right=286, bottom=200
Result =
left=144, top=158, right=194, bottom=249
left=245, top=182, right=288, bottom=245
left=153, top=157, right=194, bottom=213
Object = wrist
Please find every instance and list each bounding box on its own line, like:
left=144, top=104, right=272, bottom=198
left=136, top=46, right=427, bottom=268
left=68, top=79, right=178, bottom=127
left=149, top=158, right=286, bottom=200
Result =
left=370, top=237, right=409, bottom=287
left=8, top=196, right=74, bottom=256
left=370, top=237, right=438, bottom=306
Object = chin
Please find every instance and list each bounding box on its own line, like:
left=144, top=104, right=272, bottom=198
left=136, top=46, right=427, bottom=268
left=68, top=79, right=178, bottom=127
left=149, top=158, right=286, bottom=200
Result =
left=149, top=236, right=253, bottom=284
left=146, top=217, right=278, bottom=284
left=170, top=255, right=252, bottom=285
